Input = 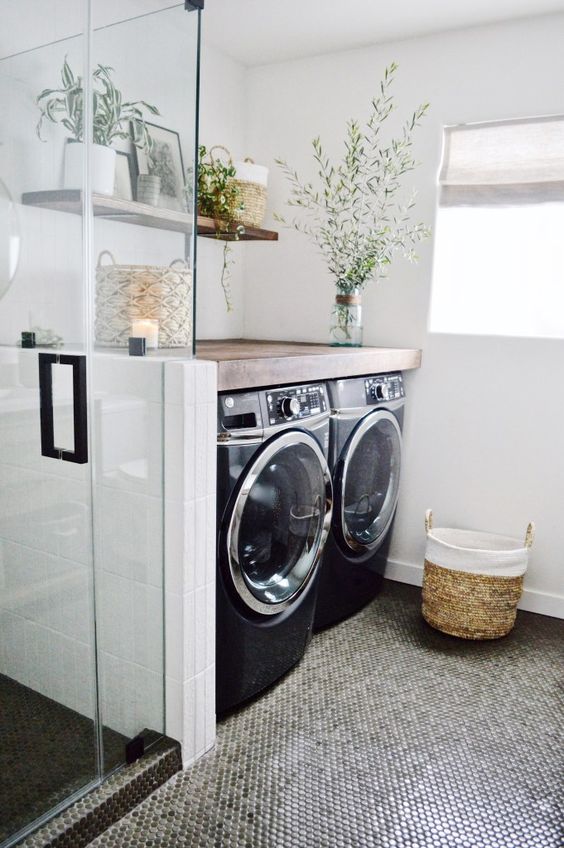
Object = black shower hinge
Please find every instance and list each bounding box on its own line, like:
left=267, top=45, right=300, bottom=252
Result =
left=125, top=735, right=145, bottom=765
left=185, top=0, right=204, bottom=10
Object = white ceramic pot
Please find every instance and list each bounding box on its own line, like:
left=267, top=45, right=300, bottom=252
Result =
left=137, top=174, right=161, bottom=206
left=64, top=142, right=117, bottom=196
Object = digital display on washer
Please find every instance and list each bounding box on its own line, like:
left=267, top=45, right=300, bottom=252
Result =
left=265, top=384, right=327, bottom=425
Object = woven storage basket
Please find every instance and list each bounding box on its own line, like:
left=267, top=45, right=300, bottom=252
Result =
left=422, top=510, right=534, bottom=640
left=95, top=251, right=192, bottom=349
left=204, top=147, right=267, bottom=229
left=233, top=158, right=267, bottom=228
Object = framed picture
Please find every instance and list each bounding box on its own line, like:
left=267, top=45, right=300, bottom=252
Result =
left=114, top=150, right=134, bottom=201
left=134, top=123, right=185, bottom=211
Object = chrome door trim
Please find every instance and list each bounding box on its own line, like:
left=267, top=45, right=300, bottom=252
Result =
left=218, top=410, right=330, bottom=446
left=331, top=406, right=375, bottom=419
left=226, top=429, right=332, bottom=616
left=339, top=409, right=402, bottom=553
left=262, top=410, right=330, bottom=440
left=217, top=432, right=263, bottom=446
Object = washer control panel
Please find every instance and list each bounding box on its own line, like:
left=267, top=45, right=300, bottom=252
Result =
left=364, top=373, right=404, bottom=404
left=266, top=383, right=328, bottom=425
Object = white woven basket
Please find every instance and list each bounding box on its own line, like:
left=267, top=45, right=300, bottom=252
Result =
left=422, top=510, right=535, bottom=640
left=95, top=251, right=192, bottom=349
left=424, top=510, right=534, bottom=577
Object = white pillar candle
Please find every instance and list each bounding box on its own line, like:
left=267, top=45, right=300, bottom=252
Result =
left=131, top=319, right=159, bottom=349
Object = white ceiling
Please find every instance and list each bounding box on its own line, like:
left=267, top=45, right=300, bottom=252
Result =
left=0, top=1, right=181, bottom=60
left=203, top=0, right=564, bottom=67
left=2, top=1, right=563, bottom=66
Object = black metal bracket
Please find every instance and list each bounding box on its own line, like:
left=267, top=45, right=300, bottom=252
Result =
left=185, top=0, right=204, bottom=10
left=125, top=735, right=145, bottom=765
left=38, top=353, right=88, bottom=464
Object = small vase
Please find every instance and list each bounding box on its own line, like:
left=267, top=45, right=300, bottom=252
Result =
left=137, top=174, right=161, bottom=206
left=330, top=291, right=363, bottom=346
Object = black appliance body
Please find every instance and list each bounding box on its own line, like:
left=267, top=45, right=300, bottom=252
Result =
left=314, top=373, right=405, bottom=631
left=216, top=382, right=332, bottom=714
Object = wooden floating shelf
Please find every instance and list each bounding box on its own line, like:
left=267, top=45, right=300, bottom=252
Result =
left=21, top=190, right=279, bottom=242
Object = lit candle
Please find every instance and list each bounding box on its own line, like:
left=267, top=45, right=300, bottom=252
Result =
left=131, top=319, right=159, bottom=349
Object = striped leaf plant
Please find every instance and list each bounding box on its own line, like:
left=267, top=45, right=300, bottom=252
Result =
left=36, top=56, right=159, bottom=151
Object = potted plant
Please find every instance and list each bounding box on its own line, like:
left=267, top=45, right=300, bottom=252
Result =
left=36, top=57, right=159, bottom=195
left=196, top=145, right=244, bottom=310
left=275, top=63, right=431, bottom=346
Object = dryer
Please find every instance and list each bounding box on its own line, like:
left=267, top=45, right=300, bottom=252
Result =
left=313, top=373, right=405, bottom=631
left=216, top=382, right=332, bottom=715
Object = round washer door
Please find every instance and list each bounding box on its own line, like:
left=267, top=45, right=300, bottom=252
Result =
left=227, top=430, right=332, bottom=615
left=338, top=409, right=402, bottom=553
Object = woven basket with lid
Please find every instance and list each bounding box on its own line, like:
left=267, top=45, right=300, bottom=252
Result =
left=422, top=510, right=534, bottom=640
left=233, top=156, right=267, bottom=228
left=202, top=146, right=268, bottom=230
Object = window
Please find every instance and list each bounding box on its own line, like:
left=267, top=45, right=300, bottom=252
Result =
left=430, top=117, right=564, bottom=338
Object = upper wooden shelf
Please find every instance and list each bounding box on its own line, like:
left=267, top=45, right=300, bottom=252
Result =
left=21, top=190, right=279, bottom=242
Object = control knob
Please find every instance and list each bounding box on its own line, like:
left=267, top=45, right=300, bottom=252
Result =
left=373, top=383, right=389, bottom=401
left=279, top=396, right=301, bottom=419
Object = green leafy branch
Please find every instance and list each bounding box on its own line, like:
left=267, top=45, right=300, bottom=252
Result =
left=275, top=63, right=431, bottom=294
left=197, top=144, right=245, bottom=311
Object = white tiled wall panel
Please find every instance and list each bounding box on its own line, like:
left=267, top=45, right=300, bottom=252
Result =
left=164, top=359, right=217, bottom=767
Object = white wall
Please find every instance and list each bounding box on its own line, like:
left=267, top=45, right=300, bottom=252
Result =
left=243, top=14, right=564, bottom=612
left=197, top=43, right=247, bottom=338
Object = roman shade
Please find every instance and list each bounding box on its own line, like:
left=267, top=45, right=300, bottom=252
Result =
left=439, top=116, right=564, bottom=205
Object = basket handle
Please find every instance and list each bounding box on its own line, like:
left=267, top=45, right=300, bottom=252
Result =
left=425, top=509, right=433, bottom=534
left=97, top=250, right=116, bottom=268
left=524, top=522, right=535, bottom=549
left=209, top=145, right=233, bottom=167
left=244, top=157, right=255, bottom=164
left=169, top=258, right=189, bottom=269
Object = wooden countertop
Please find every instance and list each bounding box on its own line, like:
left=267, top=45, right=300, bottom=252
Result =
left=196, top=339, right=422, bottom=391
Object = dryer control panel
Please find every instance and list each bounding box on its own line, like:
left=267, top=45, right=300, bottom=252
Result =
left=265, top=383, right=328, bottom=425
left=364, top=373, right=404, bottom=404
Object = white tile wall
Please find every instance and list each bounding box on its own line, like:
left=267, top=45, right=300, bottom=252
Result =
left=164, top=359, right=217, bottom=768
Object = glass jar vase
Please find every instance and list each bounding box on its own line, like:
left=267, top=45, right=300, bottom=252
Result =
left=330, top=291, right=363, bottom=346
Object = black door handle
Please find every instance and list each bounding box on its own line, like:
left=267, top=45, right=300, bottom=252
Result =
left=38, top=353, right=88, bottom=464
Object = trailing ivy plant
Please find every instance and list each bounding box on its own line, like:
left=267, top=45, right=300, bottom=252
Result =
left=275, top=63, right=431, bottom=298
left=36, top=56, right=159, bottom=151
left=197, top=144, right=245, bottom=311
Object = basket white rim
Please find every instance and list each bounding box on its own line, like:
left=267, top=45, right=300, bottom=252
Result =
left=426, top=527, right=528, bottom=556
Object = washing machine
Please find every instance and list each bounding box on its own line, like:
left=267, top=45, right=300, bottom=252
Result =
left=216, top=382, right=333, bottom=714
left=313, top=372, right=405, bottom=631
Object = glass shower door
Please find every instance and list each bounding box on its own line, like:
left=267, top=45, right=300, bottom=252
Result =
left=0, top=5, right=99, bottom=845
left=0, top=1, right=200, bottom=843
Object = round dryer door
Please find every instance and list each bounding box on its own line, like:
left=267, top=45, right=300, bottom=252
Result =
left=339, top=410, right=402, bottom=553
left=227, top=430, right=332, bottom=615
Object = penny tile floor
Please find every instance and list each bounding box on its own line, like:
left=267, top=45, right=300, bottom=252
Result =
left=89, top=580, right=564, bottom=847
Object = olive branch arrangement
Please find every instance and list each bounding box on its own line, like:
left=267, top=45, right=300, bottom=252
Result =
left=275, top=63, right=431, bottom=313
left=36, top=56, right=159, bottom=151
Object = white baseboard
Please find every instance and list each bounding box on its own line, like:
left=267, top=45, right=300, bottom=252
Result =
left=386, top=559, right=564, bottom=620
